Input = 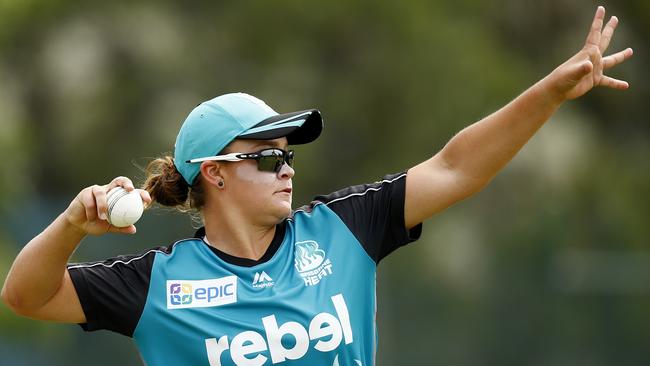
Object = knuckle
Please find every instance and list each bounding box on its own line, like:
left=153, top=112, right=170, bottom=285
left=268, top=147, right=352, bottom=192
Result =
left=116, top=176, right=132, bottom=183
left=92, top=185, right=106, bottom=195
left=96, top=197, right=107, bottom=207
left=113, top=176, right=134, bottom=189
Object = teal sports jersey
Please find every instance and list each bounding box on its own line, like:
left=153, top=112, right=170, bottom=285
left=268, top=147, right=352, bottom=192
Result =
left=68, top=172, right=422, bottom=366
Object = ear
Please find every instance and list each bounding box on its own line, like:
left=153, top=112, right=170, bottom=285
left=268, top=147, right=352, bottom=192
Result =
left=199, top=161, right=224, bottom=187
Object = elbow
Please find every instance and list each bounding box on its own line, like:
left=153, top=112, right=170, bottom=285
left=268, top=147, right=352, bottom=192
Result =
left=449, top=168, right=493, bottom=200
left=1, top=282, right=21, bottom=315
left=1, top=278, right=12, bottom=306
left=465, top=175, right=493, bottom=196
left=438, top=131, right=499, bottom=194
left=2, top=282, right=34, bottom=317
left=1, top=283, right=18, bottom=314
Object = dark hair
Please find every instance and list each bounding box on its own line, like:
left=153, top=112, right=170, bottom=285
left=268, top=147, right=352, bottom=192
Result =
left=142, top=156, right=206, bottom=212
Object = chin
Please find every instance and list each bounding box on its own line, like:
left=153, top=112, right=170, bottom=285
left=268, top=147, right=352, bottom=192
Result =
left=259, top=200, right=289, bottom=220
left=277, top=204, right=292, bottom=218
left=274, top=196, right=292, bottom=211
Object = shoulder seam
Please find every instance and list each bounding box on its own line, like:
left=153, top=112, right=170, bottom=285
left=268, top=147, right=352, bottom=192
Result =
left=288, top=173, right=407, bottom=221
left=323, top=173, right=406, bottom=207
left=288, top=201, right=323, bottom=220
left=67, top=238, right=195, bottom=270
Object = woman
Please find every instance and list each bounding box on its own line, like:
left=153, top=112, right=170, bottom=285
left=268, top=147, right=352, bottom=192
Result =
left=1, top=6, right=633, bottom=366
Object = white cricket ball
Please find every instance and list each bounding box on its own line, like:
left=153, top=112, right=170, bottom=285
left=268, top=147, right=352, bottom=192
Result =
left=106, top=187, right=144, bottom=227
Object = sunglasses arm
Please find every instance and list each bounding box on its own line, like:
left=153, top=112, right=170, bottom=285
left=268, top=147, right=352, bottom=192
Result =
left=186, top=152, right=246, bottom=164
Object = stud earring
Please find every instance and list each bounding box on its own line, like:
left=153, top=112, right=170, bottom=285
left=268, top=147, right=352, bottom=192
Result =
left=217, top=180, right=225, bottom=188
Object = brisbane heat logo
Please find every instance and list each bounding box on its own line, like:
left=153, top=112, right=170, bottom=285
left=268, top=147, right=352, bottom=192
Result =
left=167, top=277, right=238, bottom=309
left=294, top=241, right=333, bottom=286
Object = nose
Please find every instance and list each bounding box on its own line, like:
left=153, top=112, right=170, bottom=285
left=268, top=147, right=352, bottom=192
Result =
left=277, top=162, right=294, bottom=179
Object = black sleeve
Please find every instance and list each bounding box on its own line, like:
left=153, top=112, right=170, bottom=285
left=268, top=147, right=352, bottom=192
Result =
left=310, top=170, right=422, bottom=264
left=66, top=245, right=168, bottom=337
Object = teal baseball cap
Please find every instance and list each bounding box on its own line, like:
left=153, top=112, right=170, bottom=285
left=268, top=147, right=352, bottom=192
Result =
left=174, top=92, right=323, bottom=185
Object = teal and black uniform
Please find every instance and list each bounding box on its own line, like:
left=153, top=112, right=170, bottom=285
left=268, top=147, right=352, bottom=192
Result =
left=68, top=172, right=422, bottom=366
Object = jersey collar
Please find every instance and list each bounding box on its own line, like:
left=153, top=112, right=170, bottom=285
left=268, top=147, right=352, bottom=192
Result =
left=193, top=220, right=287, bottom=267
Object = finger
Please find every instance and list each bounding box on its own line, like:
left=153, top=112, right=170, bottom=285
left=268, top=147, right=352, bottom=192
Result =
left=603, top=48, right=633, bottom=69
left=108, top=225, right=137, bottom=235
left=599, top=16, right=618, bottom=53
left=92, top=185, right=109, bottom=221
left=80, top=186, right=99, bottom=222
left=137, top=189, right=153, bottom=206
left=599, top=75, right=629, bottom=90
left=585, top=6, right=605, bottom=47
left=105, top=176, right=135, bottom=192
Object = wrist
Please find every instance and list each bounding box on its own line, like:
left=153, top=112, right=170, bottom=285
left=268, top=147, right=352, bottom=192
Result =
left=57, top=212, right=88, bottom=240
left=534, top=73, right=568, bottom=107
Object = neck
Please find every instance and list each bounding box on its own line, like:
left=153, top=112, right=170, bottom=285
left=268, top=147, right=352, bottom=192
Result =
left=202, top=205, right=278, bottom=261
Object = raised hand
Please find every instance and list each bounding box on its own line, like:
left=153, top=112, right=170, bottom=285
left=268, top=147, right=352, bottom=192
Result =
left=549, top=6, right=633, bottom=101
left=65, top=176, right=152, bottom=235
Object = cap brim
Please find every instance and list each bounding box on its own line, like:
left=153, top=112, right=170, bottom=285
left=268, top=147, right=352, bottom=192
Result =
left=237, top=110, right=323, bottom=145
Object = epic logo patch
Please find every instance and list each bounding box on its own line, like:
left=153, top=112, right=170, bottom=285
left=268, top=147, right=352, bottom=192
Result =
left=167, top=276, right=238, bottom=309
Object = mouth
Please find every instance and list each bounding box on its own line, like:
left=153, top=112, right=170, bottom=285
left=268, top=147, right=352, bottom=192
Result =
left=277, top=188, right=292, bottom=194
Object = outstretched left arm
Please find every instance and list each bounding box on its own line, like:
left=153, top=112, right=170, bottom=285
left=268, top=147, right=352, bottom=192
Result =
left=404, top=6, right=633, bottom=229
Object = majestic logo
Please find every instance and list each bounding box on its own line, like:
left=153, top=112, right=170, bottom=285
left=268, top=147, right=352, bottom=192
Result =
left=252, top=271, right=274, bottom=289
left=294, top=240, right=333, bottom=286
left=205, top=294, right=354, bottom=366
left=167, top=277, right=238, bottom=309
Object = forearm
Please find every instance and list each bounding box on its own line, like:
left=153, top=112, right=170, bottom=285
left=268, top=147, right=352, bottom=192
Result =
left=438, top=76, right=563, bottom=189
left=400, top=6, right=630, bottom=229
left=1, top=213, right=85, bottom=311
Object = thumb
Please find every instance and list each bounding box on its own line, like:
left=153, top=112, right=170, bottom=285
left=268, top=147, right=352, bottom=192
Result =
left=109, top=225, right=137, bottom=235
left=565, top=60, right=593, bottom=83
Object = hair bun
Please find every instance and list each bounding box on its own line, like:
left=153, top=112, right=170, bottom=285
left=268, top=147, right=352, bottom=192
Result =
left=143, top=156, right=190, bottom=208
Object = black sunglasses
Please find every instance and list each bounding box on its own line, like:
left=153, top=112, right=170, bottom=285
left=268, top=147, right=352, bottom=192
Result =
left=186, top=148, right=294, bottom=173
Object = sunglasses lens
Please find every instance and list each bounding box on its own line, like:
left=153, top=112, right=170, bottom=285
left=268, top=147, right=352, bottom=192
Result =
left=286, top=151, right=294, bottom=168
left=256, top=149, right=282, bottom=172
left=255, top=149, right=294, bottom=172
left=257, top=156, right=279, bottom=172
